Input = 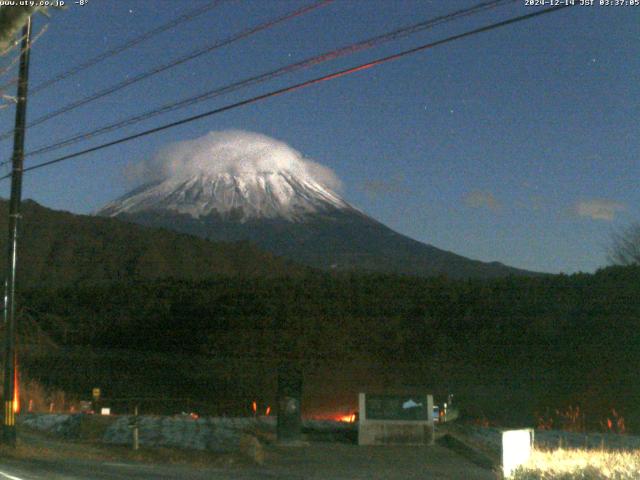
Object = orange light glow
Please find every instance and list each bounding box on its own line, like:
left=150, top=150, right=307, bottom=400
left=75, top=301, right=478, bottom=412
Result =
left=265, top=406, right=271, bottom=416
left=13, top=360, right=19, bottom=414
left=252, top=400, right=257, bottom=414
left=605, top=409, right=626, bottom=434
left=337, top=413, right=356, bottom=423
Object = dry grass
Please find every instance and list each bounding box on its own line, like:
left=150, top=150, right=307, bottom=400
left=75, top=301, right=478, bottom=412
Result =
left=512, top=448, right=640, bottom=479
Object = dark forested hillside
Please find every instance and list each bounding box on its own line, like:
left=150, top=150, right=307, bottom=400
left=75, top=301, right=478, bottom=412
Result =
left=116, top=207, right=541, bottom=279
left=0, top=199, right=305, bottom=286
left=18, top=266, right=640, bottom=430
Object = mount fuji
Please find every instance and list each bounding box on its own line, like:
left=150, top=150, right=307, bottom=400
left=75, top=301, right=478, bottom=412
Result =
left=99, top=170, right=351, bottom=222
left=98, top=131, right=536, bottom=278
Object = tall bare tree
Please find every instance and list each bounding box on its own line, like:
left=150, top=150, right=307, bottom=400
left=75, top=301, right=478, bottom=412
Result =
left=609, top=223, right=640, bottom=266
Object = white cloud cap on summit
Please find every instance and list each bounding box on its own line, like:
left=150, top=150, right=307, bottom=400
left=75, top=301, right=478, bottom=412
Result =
left=128, top=130, right=342, bottom=191
left=108, top=130, right=350, bottom=221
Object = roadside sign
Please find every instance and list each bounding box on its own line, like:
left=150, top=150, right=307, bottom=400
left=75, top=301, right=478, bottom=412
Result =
left=365, top=394, right=429, bottom=421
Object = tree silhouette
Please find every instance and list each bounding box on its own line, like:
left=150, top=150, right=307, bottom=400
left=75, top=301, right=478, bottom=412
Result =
left=609, top=223, right=640, bottom=266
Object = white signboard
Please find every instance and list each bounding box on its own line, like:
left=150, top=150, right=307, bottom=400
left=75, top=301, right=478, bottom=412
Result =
left=502, top=428, right=534, bottom=478
left=100, top=407, right=111, bottom=416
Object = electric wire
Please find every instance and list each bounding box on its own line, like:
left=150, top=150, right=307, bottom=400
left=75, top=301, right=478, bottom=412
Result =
left=25, top=0, right=516, bottom=159
left=29, top=0, right=228, bottom=96
left=0, top=30, right=27, bottom=57
left=0, top=0, right=333, bottom=142
left=0, top=24, right=48, bottom=86
left=0, top=24, right=48, bottom=112
left=0, top=5, right=571, bottom=183
left=0, top=29, right=30, bottom=88
left=0, top=77, right=18, bottom=95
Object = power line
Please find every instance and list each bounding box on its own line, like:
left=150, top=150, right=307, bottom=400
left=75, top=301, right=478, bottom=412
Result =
left=0, top=23, right=48, bottom=93
left=0, top=30, right=30, bottom=89
left=0, top=0, right=333, bottom=142
left=25, top=0, right=516, bottom=159
left=0, top=30, right=28, bottom=57
left=0, top=5, right=571, bottom=183
left=29, top=0, right=228, bottom=96
left=1, top=0, right=213, bottom=95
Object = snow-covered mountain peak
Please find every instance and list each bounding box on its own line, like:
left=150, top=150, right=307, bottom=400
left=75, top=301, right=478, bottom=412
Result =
left=98, top=131, right=353, bottom=222
left=98, top=169, right=352, bottom=222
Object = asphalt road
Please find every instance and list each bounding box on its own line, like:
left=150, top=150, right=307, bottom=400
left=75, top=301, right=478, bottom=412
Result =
left=0, top=443, right=495, bottom=480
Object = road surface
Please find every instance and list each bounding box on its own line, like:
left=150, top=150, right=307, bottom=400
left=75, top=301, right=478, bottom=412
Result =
left=0, top=443, right=494, bottom=479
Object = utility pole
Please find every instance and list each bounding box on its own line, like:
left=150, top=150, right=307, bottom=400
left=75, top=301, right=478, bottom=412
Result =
left=2, top=16, right=32, bottom=447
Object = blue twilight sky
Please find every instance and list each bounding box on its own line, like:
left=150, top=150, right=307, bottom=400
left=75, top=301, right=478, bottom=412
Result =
left=0, top=0, right=637, bottom=274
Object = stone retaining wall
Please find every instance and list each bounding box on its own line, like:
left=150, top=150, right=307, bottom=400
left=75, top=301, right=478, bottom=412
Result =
left=19, top=414, right=354, bottom=451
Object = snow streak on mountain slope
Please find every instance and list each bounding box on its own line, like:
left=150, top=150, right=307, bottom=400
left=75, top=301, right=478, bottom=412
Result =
left=99, top=130, right=352, bottom=222
left=99, top=171, right=352, bottom=222
left=97, top=130, right=541, bottom=278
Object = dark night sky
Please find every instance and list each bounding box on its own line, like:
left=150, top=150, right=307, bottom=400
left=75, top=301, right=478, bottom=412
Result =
left=0, top=0, right=637, bottom=273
